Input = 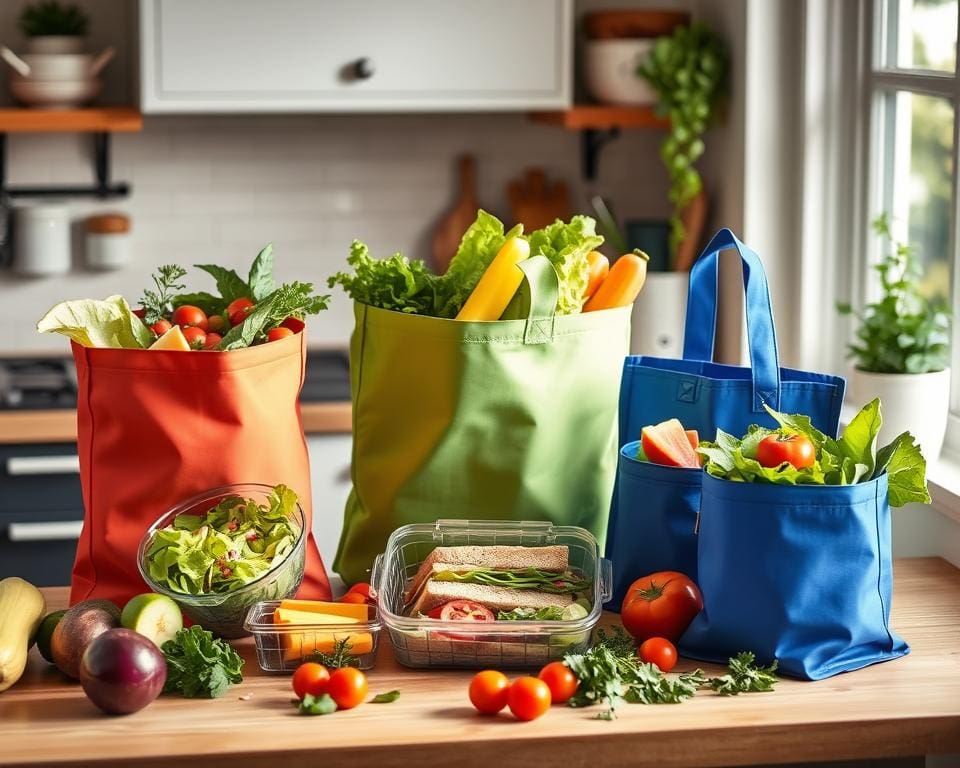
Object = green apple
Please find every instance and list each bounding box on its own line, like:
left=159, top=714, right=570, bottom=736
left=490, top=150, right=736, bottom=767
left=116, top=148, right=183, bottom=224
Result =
left=121, top=593, right=182, bottom=647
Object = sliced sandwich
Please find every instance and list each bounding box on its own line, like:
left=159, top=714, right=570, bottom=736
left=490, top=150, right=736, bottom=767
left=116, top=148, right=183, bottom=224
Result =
left=403, top=544, right=592, bottom=620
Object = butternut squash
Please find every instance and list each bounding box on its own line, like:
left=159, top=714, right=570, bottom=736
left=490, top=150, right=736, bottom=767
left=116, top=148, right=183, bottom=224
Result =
left=455, top=237, right=530, bottom=321
left=0, top=577, right=46, bottom=692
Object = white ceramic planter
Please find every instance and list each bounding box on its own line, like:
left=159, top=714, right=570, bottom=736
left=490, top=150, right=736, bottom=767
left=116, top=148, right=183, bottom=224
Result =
left=847, top=367, right=951, bottom=461
left=630, top=271, right=688, bottom=357
left=26, top=36, right=85, bottom=55
left=584, top=39, right=657, bottom=105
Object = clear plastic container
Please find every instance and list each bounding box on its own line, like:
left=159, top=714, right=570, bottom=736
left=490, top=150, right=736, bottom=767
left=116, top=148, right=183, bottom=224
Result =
left=244, top=601, right=381, bottom=672
left=371, top=519, right=611, bottom=669
left=137, top=483, right=306, bottom=639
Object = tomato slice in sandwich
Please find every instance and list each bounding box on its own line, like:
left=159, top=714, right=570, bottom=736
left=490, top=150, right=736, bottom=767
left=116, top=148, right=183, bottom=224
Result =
left=438, top=600, right=494, bottom=621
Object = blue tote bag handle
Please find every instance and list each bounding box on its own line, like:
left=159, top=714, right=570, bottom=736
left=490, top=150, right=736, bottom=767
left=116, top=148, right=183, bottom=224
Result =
left=682, top=228, right=781, bottom=412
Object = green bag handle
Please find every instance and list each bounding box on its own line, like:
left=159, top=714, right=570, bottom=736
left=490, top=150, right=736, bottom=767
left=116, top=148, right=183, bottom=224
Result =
left=516, top=255, right=559, bottom=345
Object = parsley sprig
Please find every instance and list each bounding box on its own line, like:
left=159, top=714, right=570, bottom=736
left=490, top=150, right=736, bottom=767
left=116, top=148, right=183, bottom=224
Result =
left=161, top=625, right=244, bottom=698
left=140, top=264, right=187, bottom=324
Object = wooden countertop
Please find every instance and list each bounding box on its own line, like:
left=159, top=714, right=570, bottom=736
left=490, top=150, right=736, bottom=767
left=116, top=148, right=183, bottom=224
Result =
left=2, top=557, right=958, bottom=768
left=0, top=402, right=351, bottom=444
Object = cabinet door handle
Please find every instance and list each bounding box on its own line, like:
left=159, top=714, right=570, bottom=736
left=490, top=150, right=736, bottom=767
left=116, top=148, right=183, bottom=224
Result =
left=6, top=455, right=80, bottom=475
left=8, top=520, right=83, bottom=541
left=353, top=57, right=375, bottom=80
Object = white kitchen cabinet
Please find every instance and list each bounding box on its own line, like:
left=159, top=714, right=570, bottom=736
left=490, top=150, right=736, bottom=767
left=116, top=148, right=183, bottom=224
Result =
left=139, top=0, right=572, bottom=113
left=306, top=433, right=352, bottom=573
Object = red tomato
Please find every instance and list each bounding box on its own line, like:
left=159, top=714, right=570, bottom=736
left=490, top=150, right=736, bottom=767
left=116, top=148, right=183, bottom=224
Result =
left=339, top=591, right=367, bottom=605
left=537, top=661, right=579, bottom=704
left=226, top=298, right=255, bottom=327
left=638, top=637, right=678, bottom=672
left=426, top=605, right=444, bottom=619
left=207, top=314, right=229, bottom=333
left=469, top=670, right=510, bottom=714
left=621, top=571, right=703, bottom=642
left=181, top=326, right=207, bottom=349
left=757, top=433, right=816, bottom=470
left=507, top=677, right=551, bottom=721
left=292, top=662, right=330, bottom=700
left=267, top=327, right=295, bottom=342
left=202, top=332, right=222, bottom=350
left=326, top=667, right=368, bottom=710
left=133, top=308, right=146, bottom=319
left=346, top=583, right=374, bottom=604
left=172, top=305, right=209, bottom=331
left=150, top=319, right=172, bottom=336
left=281, top=317, right=305, bottom=333
left=439, top=600, right=495, bottom=622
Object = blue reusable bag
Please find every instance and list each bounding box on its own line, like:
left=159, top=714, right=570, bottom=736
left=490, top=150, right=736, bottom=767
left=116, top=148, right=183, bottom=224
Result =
left=680, top=472, right=909, bottom=680
left=605, top=228, right=846, bottom=605
left=608, top=441, right=701, bottom=607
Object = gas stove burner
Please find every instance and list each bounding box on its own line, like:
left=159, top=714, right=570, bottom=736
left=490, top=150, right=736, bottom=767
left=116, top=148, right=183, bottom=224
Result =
left=0, top=357, right=78, bottom=411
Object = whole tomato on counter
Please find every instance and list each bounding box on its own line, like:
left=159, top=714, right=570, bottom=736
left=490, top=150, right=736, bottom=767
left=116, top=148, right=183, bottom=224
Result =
left=638, top=637, right=678, bottom=672
left=469, top=670, right=510, bottom=714
left=621, top=571, right=703, bottom=642
left=292, top=662, right=330, bottom=700
left=327, top=667, right=368, bottom=710
left=507, top=677, right=551, bottom=721
left=538, top=661, right=578, bottom=704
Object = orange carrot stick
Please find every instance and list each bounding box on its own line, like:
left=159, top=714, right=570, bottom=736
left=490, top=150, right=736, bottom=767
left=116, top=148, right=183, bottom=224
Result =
left=583, top=250, right=610, bottom=300
left=582, top=251, right=649, bottom=311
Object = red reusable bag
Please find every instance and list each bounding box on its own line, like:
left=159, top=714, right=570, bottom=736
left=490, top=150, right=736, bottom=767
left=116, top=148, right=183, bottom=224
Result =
left=69, top=331, right=331, bottom=606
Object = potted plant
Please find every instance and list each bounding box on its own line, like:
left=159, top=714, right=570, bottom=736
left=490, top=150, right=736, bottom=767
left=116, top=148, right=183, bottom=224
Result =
left=838, top=213, right=951, bottom=459
left=626, top=21, right=726, bottom=357
left=18, top=1, right=89, bottom=54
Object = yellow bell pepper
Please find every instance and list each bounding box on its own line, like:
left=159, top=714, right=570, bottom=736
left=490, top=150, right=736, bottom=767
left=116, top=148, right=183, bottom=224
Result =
left=456, top=237, right=530, bottom=321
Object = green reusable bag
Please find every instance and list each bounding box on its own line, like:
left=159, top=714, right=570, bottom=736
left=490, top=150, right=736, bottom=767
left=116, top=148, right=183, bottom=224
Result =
left=333, top=256, right=632, bottom=584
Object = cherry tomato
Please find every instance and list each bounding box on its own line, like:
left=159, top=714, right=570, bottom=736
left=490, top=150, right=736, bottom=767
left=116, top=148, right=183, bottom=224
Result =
left=181, top=326, right=207, bottom=349
left=292, top=662, right=330, bottom=700
left=172, top=305, right=209, bottom=331
left=339, top=591, right=367, bottom=604
left=281, top=317, right=305, bottom=333
left=202, top=332, right=222, bottom=350
left=267, top=327, right=295, bottom=342
left=638, top=637, right=678, bottom=672
left=133, top=308, right=146, bottom=319
left=507, top=677, right=551, bottom=721
left=207, top=314, right=229, bottom=333
left=537, top=661, right=579, bottom=704
left=469, top=670, right=510, bottom=714
left=439, top=600, right=494, bottom=622
left=150, top=319, right=172, bottom=336
left=621, top=571, right=703, bottom=642
left=757, top=433, right=816, bottom=470
left=226, top=298, right=255, bottom=327
left=326, top=667, right=368, bottom=710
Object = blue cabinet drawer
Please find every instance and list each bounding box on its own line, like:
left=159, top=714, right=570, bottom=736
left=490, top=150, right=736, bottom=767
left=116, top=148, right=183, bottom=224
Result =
left=0, top=443, right=83, bottom=514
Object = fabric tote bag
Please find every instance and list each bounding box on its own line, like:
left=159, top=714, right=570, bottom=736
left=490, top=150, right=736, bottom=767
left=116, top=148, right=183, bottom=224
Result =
left=605, top=228, right=846, bottom=604
left=70, top=331, right=332, bottom=607
left=334, top=256, right=632, bottom=585
left=680, top=472, right=909, bottom=680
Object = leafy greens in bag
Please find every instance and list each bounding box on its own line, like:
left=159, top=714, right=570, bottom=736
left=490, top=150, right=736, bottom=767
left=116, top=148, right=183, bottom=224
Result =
left=328, top=210, right=603, bottom=318
left=698, top=398, right=930, bottom=506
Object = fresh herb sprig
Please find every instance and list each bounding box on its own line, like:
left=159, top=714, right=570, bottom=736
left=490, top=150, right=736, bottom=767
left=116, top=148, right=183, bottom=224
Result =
left=298, top=692, right=337, bottom=715
left=161, top=625, right=244, bottom=698
left=140, top=264, right=187, bottom=324
left=708, top=652, right=778, bottom=695
left=307, top=637, right=359, bottom=669
left=218, top=281, right=329, bottom=350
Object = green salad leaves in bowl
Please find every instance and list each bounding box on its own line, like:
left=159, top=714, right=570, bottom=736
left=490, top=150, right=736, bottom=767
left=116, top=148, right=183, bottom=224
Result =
left=138, top=483, right=306, bottom=638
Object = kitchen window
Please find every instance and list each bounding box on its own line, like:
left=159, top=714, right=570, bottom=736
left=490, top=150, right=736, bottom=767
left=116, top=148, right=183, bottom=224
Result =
left=858, top=0, right=960, bottom=450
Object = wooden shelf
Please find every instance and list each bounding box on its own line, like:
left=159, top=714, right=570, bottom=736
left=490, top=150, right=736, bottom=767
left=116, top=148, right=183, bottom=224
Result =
left=529, top=105, right=669, bottom=131
left=0, top=107, right=142, bottom=133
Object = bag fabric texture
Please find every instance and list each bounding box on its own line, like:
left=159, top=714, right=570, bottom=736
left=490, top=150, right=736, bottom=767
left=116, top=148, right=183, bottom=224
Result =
left=680, top=472, right=909, bottom=680
left=605, top=228, right=846, bottom=604
left=608, top=441, right=701, bottom=607
left=70, top=332, right=332, bottom=607
left=334, top=256, right=632, bottom=584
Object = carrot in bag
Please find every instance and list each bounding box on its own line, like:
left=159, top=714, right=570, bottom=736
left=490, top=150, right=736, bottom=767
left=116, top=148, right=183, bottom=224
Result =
left=583, top=251, right=649, bottom=312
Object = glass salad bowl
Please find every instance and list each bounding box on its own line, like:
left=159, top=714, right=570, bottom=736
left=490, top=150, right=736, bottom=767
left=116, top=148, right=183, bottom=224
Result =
left=137, top=483, right=306, bottom=638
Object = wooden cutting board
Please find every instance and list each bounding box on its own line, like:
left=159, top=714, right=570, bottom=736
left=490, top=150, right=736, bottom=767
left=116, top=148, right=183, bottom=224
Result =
left=431, top=155, right=477, bottom=272
left=508, top=168, right=571, bottom=233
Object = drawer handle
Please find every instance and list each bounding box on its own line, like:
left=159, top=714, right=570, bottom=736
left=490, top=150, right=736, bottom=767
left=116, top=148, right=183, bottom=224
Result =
left=6, top=455, right=80, bottom=475
left=8, top=521, right=83, bottom=541
left=353, top=57, right=375, bottom=80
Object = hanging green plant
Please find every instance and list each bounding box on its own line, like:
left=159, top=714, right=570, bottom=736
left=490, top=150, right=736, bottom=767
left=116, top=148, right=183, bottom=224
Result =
left=638, top=22, right=727, bottom=265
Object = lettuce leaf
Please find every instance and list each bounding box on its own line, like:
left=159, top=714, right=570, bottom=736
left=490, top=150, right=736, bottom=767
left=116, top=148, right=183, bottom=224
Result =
left=526, top=216, right=604, bottom=314
left=37, top=294, right=153, bottom=349
left=328, top=240, right=441, bottom=315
